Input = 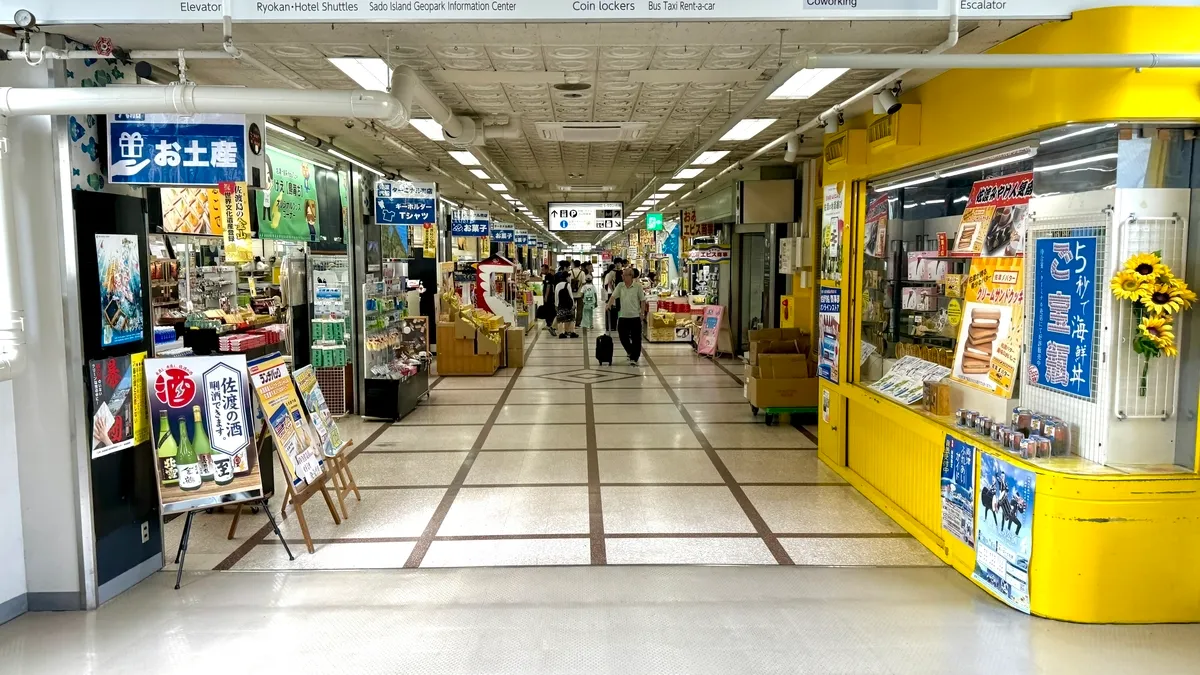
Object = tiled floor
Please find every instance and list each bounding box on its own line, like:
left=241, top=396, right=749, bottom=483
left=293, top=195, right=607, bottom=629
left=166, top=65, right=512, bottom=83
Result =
left=167, top=325, right=939, bottom=570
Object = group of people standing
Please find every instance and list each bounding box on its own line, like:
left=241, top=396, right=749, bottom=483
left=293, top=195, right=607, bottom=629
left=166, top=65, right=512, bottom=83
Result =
left=538, top=256, right=648, bottom=365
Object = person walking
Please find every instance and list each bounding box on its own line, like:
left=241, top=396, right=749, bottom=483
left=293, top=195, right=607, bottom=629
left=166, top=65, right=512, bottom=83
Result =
left=603, top=257, right=624, bottom=332
left=570, top=260, right=587, bottom=329
left=555, top=267, right=577, bottom=339
left=607, top=266, right=646, bottom=365
left=580, top=272, right=597, bottom=332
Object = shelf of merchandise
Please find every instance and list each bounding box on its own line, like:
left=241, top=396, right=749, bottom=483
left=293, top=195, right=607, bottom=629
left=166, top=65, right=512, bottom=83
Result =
left=362, top=277, right=430, bottom=420
left=310, top=253, right=353, bottom=414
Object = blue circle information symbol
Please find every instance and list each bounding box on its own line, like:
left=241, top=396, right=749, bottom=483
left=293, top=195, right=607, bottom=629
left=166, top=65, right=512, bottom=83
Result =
left=559, top=220, right=569, bottom=229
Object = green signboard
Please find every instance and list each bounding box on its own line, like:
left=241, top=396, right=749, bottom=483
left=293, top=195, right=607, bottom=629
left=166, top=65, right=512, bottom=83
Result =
left=646, top=213, right=664, bottom=231
left=260, top=148, right=319, bottom=242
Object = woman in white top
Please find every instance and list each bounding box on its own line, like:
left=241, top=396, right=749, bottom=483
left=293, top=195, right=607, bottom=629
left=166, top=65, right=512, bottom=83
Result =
left=554, top=272, right=577, bottom=339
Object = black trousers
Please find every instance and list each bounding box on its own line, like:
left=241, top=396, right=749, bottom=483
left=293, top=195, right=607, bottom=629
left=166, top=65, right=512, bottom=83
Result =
left=617, top=317, right=642, bottom=362
left=606, top=298, right=620, bottom=331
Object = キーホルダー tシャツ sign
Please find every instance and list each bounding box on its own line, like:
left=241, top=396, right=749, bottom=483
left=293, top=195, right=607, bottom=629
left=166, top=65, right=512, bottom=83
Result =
left=549, top=202, right=623, bottom=231
left=375, top=180, right=436, bottom=226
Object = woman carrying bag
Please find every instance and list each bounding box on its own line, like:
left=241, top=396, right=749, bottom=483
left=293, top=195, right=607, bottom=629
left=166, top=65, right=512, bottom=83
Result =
left=580, top=277, right=597, bottom=332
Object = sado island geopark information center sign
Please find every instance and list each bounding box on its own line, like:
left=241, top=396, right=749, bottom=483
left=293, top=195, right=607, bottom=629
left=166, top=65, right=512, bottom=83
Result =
left=19, top=0, right=1171, bottom=24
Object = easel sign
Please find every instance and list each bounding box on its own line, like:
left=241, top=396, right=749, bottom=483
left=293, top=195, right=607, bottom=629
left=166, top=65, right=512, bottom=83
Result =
left=248, top=353, right=324, bottom=488
left=294, top=365, right=360, bottom=519
left=697, top=305, right=732, bottom=357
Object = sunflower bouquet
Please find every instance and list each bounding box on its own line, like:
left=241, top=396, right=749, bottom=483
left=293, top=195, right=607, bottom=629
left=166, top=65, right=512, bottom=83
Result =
left=1110, top=252, right=1197, bottom=395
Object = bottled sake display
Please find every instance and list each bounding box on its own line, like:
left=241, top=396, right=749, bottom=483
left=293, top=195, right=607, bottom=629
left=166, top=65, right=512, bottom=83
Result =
left=156, top=410, right=179, bottom=486
left=175, top=418, right=202, bottom=491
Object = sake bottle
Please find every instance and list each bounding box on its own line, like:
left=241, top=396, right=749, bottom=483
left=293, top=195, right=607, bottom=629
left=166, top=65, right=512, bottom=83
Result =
left=176, top=418, right=202, bottom=491
left=156, top=411, right=179, bottom=486
left=192, top=405, right=214, bottom=482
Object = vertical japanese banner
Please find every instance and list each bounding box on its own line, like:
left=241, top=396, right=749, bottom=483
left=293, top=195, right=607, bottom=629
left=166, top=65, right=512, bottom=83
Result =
left=941, top=435, right=976, bottom=548
left=219, top=181, right=254, bottom=263
left=863, top=194, right=889, bottom=259
left=247, top=353, right=324, bottom=489
left=130, top=351, right=149, bottom=445
left=818, top=287, right=841, bottom=383
left=974, top=453, right=1036, bottom=613
left=89, top=355, right=135, bottom=459
left=422, top=223, right=437, bottom=259
left=950, top=257, right=1024, bottom=398
left=262, top=148, right=320, bottom=242
left=821, top=183, right=844, bottom=283
left=96, top=233, right=144, bottom=348
left=292, top=365, right=345, bottom=458
left=1028, top=236, right=1097, bottom=398
left=951, top=172, right=1034, bottom=257
left=144, top=356, right=260, bottom=514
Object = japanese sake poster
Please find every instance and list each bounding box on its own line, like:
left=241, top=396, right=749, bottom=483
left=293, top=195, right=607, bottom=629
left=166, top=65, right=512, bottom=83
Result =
left=949, top=257, right=1024, bottom=398
left=951, top=172, right=1033, bottom=257
left=940, top=435, right=976, bottom=548
left=144, top=355, right=261, bottom=514
left=96, top=233, right=144, bottom=348
left=292, top=365, right=345, bottom=458
left=88, top=355, right=135, bottom=459
left=261, top=147, right=320, bottom=242
left=1028, top=236, right=1097, bottom=399
left=248, top=353, right=324, bottom=488
left=821, top=183, right=845, bottom=282
left=973, top=453, right=1036, bottom=613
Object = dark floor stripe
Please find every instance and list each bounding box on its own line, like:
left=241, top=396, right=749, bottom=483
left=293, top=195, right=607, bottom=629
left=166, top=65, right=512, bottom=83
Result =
left=352, top=481, right=852, bottom=490
left=798, top=424, right=819, bottom=446
left=259, top=531, right=913, bottom=546
left=710, top=357, right=745, bottom=385
left=584, top=383, right=606, bottom=565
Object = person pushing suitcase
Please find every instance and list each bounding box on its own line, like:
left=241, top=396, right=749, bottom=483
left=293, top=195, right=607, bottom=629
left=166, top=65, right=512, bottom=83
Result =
left=606, top=266, right=647, bottom=365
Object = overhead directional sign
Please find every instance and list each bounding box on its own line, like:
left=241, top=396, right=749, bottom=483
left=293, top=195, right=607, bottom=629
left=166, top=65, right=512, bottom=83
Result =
left=646, top=213, right=664, bottom=231
left=548, top=202, right=623, bottom=231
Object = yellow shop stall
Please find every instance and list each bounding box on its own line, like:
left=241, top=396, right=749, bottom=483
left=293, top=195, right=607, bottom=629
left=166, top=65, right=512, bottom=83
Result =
left=815, top=6, right=1200, bottom=623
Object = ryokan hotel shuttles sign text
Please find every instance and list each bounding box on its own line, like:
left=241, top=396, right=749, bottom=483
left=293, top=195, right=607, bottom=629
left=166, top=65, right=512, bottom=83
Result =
left=16, top=0, right=1181, bottom=23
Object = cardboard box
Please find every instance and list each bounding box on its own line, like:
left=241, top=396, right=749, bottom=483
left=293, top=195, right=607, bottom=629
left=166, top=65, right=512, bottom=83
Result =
left=506, top=327, right=524, bottom=355
left=455, top=317, right=477, bottom=340
left=756, top=353, right=812, bottom=379
left=477, top=334, right=502, bottom=355
left=747, top=376, right=819, bottom=409
left=506, top=348, right=525, bottom=368
left=748, top=328, right=806, bottom=343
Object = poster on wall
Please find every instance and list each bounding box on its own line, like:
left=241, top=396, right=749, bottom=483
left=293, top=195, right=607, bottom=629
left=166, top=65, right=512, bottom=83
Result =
left=144, top=355, right=261, bottom=514
left=381, top=224, right=411, bottom=259
left=262, top=148, right=320, bottom=242
left=292, top=365, right=345, bottom=458
left=1028, top=236, right=1097, bottom=399
left=818, top=287, right=841, bottom=383
left=973, top=453, right=1036, bottom=613
left=248, top=352, right=324, bottom=489
left=863, top=194, right=889, bottom=259
left=949, top=257, right=1024, bottom=398
left=697, top=305, right=724, bottom=356
left=940, top=435, right=976, bottom=548
left=422, top=223, right=437, bottom=259
left=160, top=187, right=223, bottom=235
left=219, top=181, right=254, bottom=263
left=130, top=352, right=149, bottom=445
left=951, top=172, right=1034, bottom=257
left=821, top=183, right=844, bottom=282
left=96, top=233, right=144, bottom=348
left=88, top=355, right=136, bottom=459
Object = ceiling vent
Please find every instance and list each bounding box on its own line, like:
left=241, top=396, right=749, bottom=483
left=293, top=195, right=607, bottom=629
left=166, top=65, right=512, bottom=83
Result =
left=536, top=122, right=648, bottom=143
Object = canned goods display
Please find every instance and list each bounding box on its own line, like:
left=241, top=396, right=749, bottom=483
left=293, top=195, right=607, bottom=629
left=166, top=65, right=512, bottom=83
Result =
left=966, top=411, right=979, bottom=429
left=1011, top=408, right=1032, bottom=435
left=1029, top=414, right=1045, bottom=436
left=956, top=409, right=969, bottom=427
left=1033, top=435, right=1052, bottom=459
left=1019, top=437, right=1036, bottom=459
left=1010, top=431, right=1025, bottom=452
left=979, top=417, right=993, bottom=436
left=1043, top=418, right=1072, bottom=456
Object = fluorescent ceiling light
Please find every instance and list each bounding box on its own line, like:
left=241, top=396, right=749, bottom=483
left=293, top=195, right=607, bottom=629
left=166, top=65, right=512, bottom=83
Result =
left=266, top=122, right=305, bottom=142
left=693, top=151, right=729, bottom=166
left=873, top=174, right=937, bottom=192
left=408, top=118, right=444, bottom=141
left=769, top=68, right=848, bottom=100
left=1034, top=152, right=1119, bottom=173
left=470, top=169, right=490, bottom=179
left=940, top=149, right=1037, bottom=178
left=487, top=182, right=506, bottom=190
left=651, top=193, right=669, bottom=199
left=720, top=118, right=777, bottom=141
left=674, top=168, right=705, bottom=179
left=448, top=151, right=479, bottom=166
left=327, top=148, right=384, bottom=177
left=1042, top=123, right=1118, bottom=146
left=327, top=57, right=391, bottom=92
left=660, top=183, right=685, bottom=191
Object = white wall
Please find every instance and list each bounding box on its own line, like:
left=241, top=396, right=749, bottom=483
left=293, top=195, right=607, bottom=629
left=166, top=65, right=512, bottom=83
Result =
left=0, top=381, right=27, bottom=613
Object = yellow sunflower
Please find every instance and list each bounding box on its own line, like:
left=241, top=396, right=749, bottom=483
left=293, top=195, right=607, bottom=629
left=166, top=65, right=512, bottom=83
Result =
left=1124, top=252, right=1167, bottom=281
left=1160, top=341, right=1179, bottom=357
left=1139, top=283, right=1188, bottom=315
left=1139, top=315, right=1175, bottom=348
left=1167, top=276, right=1198, bottom=310
left=1110, top=270, right=1145, bottom=301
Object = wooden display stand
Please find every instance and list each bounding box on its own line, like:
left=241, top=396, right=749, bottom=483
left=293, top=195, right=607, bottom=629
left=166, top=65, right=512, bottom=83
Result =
left=436, top=321, right=501, bottom=375
left=325, top=441, right=361, bottom=519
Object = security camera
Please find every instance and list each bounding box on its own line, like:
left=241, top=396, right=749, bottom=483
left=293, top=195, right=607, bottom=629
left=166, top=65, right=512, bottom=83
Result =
left=874, top=89, right=902, bottom=115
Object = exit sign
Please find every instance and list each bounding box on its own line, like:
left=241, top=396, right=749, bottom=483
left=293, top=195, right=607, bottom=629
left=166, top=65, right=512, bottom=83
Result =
left=646, top=213, right=664, bottom=231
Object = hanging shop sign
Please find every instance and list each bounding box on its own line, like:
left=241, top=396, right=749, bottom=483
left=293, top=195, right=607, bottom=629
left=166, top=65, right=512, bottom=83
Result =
left=492, top=226, right=515, bottom=243
left=95, top=233, right=144, bottom=348
left=1028, top=236, right=1097, bottom=399
left=549, top=202, right=623, bottom=231
left=818, top=287, right=841, bottom=383
left=686, top=244, right=731, bottom=264
left=821, top=183, right=845, bottom=283
left=682, top=207, right=698, bottom=236
left=863, top=194, right=889, bottom=259
left=663, top=220, right=681, bottom=271
left=88, top=354, right=136, bottom=459
left=248, top=353, right=324, bottom=488
left=949, top=257, right=1024, bottom=398
left=160, top=187, right=223, bottom=235
left=451, top=209, right=490, bottom=237
left=375, top=180, right=436, bottom=226
left=973, top=453, right=1036, bottom=614
left=219, top=181, right=254, bottom=263
left=646, top=213, right=664, bottom=231
left=262, top=147, right=320, bottom=242
left=952, top=172, right=1034, bottom=257
left=292, top=365, right=345, bottom=458
left=941, top=435, right=976, bottom=549
left=107, top=113, right=259, bottom=186
left=144, top=355, right=260, bottom=514
left=514, top=231, right=529, bottom=245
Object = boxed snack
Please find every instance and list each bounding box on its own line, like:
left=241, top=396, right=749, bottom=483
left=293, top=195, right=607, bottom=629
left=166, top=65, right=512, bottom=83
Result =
left=907, top=251, right=949, bottom=281
left=902, top=286, right=938, bottom=311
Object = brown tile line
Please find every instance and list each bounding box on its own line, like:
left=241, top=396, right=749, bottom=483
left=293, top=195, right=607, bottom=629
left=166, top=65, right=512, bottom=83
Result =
left=710, top=358, right=745, bottom=386
left=428, top=376, right=445, bottom=390
left=798, top=424, right=819, bottom=446
left=211, top=419, right=392, bottom=571
left=584, top=383, right=606, bottom=565
left=259, top=531, right=913, bottom=545
left=361, top=446, right=819, bottom=453
left=351, top=481, right=852, bottom=490
left=641, top=350, right=795, bottom=566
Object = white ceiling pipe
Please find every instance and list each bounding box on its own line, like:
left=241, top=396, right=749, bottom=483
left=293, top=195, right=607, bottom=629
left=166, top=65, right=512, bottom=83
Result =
left=481, top=116, right=522, bottom=141
left=4, top=47, right=233, bottom=63
left=784, top=135, right=800, bottom=163
left=221, top=10, right=307, bottom=90
left=0, top=118, right=26, bottom=383
left=800, top=52, right=1200, bottom=70
left=391, top=66, right=470, bottom=144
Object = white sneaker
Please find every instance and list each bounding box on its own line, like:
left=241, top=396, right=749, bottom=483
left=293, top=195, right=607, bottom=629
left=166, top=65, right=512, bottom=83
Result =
left=628, top=358, right=638, bottom=366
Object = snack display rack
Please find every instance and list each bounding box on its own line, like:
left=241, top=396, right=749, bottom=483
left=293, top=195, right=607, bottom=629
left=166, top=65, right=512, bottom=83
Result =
left=310, top=253, right=353, bottom=415
left=362, top=278, right=430, bottom=419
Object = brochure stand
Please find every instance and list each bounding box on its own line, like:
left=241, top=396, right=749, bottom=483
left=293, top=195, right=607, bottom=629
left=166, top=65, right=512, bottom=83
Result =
left=325, top=441, right=360, bottom=519
left=277, top=455, right=342, bottom=554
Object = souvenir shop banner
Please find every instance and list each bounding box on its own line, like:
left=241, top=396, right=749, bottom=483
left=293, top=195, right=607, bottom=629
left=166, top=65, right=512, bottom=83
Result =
left=1028, top=236, right=1097, bottom=399
left=515, top=231, right=529, bottom=245
left=451, top=210, right=490, bottom=237
left=818, top=287, right=841, bottom=383
left=949, top=257, right=1024, bottom=398
left=697, top=305, right=724, bottom=356
left=292, top=366, right=345, bottom=458
left=863, top=194, right=889, bottom=259
left=96, top=233, right=144, bottom=348
left=89, top=355, right=136, bottom=459
left=160, top=187, right=223, bottom=235
left=492, top=226, right=515, bottom=243
left=973, top=453, right=1036, bottom=614
left=951, top=172, right=1033, bottom=257
left=940, top=435, right=976, bottom=548
left=144, top=355, right=261, bottom=514
left=821, top=183, right=845, bottom=282
left=262, top=147, right=320, bottom=242
left=107, top=113, right=247, bottom=186
left=375, top=180, right=436, bottom=226
left=422, top=223, right=437, bottom=259
left=248, top=353, right=324, bottom=489
left=219, top=181, right=254, bottom=263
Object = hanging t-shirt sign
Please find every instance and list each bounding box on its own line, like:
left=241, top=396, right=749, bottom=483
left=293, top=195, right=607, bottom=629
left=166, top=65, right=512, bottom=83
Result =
left=375, top=180, right=436, bottom=225
left=1028, top=236, right=1097, bottom=399
left=108, top=113, right=246, bottom=185
left=492, top=226, right=515, bottom=243
left=451, top=210, right=490, bottom=237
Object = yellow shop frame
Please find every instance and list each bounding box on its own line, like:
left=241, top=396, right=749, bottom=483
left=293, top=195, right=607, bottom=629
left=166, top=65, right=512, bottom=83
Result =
left=816, top=5, right=1200, bottom=623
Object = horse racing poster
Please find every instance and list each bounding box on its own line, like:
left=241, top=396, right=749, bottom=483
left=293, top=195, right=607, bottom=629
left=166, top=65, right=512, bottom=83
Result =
left=973, top=453, right=1036, bottom=613
left=940, top=435, right=975, bottom=548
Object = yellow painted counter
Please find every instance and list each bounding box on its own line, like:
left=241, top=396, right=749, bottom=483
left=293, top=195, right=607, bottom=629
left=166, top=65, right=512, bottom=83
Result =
left=818, top=383, right=1200, bottom=623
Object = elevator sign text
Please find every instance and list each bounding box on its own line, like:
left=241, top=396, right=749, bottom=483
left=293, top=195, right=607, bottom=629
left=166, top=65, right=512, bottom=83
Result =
left=1028, top=236, right=1097, bottom=399
left=107, top=113, right=247, bottom=186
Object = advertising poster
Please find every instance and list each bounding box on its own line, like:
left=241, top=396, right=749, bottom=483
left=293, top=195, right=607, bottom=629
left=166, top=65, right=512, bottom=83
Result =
left=144, top=355, right=260, bottom=514
left=88, top=355, right=135, bottom=459
left=1028, top=236, right=1097, bottom=399
left=262, top=147, right=319, bottom=242
left=949, top=257, right=1024, bottom=398
left=292, top=365, right=345, bottom=458
left=951, top=172, right=1034, bottom=257
left=697, top=305, right=723, bottom=356
left=131, top=352, right=149, bottom=444
left=422, top=223, right=437, bottom=258
left=863, top=194, right=889, bottom=259
left=818, top=287, right=841, bottom=383
left=219, top=181, right=254, bottom=263
left=941, top=435, right=976, bottom=548
left=248, top=353, right=324, bottom=489
left=96, top=233, right=144, bottom=348
left=381, top=224, right=411, bottom=259
left=821, top=183, right=844, bottom=282
left=974, top=453, right=1036, bottom=613
left=160, top=187, right=223, bottom=235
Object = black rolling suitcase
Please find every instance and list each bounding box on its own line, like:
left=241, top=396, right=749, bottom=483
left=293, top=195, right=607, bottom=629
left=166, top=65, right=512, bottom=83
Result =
left=595, top=334, right=614, bottom=366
